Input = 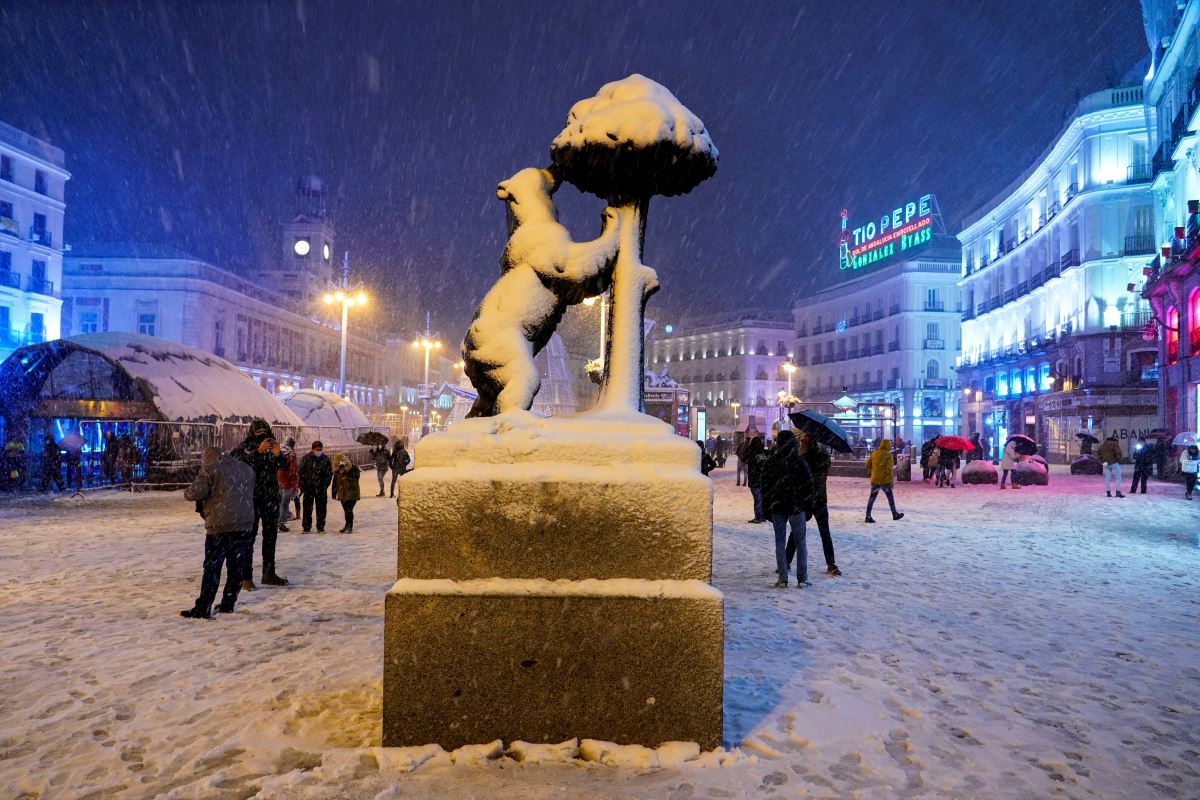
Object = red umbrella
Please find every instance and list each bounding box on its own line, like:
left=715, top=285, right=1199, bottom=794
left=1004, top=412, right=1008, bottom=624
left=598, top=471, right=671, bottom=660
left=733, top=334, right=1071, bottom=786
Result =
left=936, top=435, right=974, bottom=451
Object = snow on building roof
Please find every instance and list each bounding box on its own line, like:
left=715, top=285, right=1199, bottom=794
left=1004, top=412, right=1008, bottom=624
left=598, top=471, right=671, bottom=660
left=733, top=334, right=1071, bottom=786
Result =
left=64, top=332, right=303, bottom=425
left=275, top=388, right=370, bottom=430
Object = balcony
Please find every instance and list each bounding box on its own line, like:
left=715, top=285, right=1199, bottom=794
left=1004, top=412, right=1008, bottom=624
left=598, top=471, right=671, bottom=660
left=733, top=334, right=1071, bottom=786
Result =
left=1017, top=280, right=1030, bottom=295
left=888, top=340, right=900, bottom=352
left=0, top=270, right=18, bottom=290
left=870, top=344, right=884, bottom=355
left=1003, top=288, right=1017, bottom=303
left=924, top=338, right=945, bottom=350
left=886, top=378, right=902, bottom=390
left=848, top=316, right=861, bottom=327
left=1060, top=249, right=1080, bottom=270
left=795, top=326, right=807, bottom=337
left=25, top=277, right=55, bottom=296
left=1119, top=310, right=1151, bottom=330
left=846, top=348, right=859, bottom=360
left=1123, top=234, right=1156, bottom=256
left=924, top=300, right=945, bottom=312
left=872, top=309, right=884, bottom=321
left=29, top=228, right=53, bottom=248
left=1153, top=140, right=1173, bottom=178
left=925, top=377, right=948, bottom=389
left=1126, top=163, right=1152, bottom=184
left=961, top=307, right=975, bottom=322
left=811, top=353, right=823, bottom=365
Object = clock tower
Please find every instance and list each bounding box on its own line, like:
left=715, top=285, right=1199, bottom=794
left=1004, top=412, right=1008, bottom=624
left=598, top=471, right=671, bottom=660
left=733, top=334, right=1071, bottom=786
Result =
left=263, top=175, right=337, bottom=308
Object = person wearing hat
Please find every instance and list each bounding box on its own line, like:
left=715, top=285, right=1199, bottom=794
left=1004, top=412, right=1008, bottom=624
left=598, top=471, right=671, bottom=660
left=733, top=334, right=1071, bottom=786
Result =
left=181, top=447, right=255, bottom=618
left=298, top=440, right=333, bottom=533
left=231, top=419, right=289, bottom=587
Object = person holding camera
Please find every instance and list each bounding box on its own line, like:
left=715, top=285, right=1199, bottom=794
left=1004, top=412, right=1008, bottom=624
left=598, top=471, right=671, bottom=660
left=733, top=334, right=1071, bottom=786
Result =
left=231, top=419, right=290, bottom=589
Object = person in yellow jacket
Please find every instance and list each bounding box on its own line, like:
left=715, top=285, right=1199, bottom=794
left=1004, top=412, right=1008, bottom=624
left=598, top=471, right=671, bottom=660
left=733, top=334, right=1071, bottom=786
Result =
left=864, top=439, right=904, bottom=524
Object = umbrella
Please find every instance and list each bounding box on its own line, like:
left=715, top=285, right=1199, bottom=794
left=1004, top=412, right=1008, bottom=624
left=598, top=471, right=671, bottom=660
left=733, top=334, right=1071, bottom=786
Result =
left=935, top=435, right=974, bottom=451
left=1172, top=432, right=1198, bottom=446
left=1075, top=432, right=1100, bottom=445
left=788, top=409, right=853, bottom=454
left=356, top=431, right=389, bottom=447
left=1005, top=434, right=1038, bottom=456
left=57, top=432, right=85, bottom=453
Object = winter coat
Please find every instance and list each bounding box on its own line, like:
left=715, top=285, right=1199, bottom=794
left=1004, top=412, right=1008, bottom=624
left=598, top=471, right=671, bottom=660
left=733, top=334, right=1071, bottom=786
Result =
left=698, top=442, right=717, bottom=476
left=1000, top=441, right=1020, bottom=470
left=1132, top=441, right=1155, bottom=468
left=1096, top=439, right=1122, bottom=466
left=866, top=440, right=895, bottom=485
left=277, top=448, right=299, bottom=491
left=761, top=440, right=815, bottom=517
left=185, top=449, right=255, bottom=535
left=230, top=419, right=287, bottom=505
left=928, top=446, right=941, bottom=468
left=389, top=446, right=411, bottom=473
left=1180, top=449, right=1200, bottom=474
left=372, top=447, right=390, bottom=473
left=331, top=454, right=361, bottom=503
left=298, top=451, right=333, bottom=495
left=802, top=447, right=831, bottom=508
left=919, top=439, right=934, bottom=468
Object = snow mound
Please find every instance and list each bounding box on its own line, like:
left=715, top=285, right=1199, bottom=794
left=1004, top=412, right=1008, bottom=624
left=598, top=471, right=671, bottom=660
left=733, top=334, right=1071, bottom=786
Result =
left=1015, top=460, right=1049, bottom=486
left=580, top=739, right=661, bottom=768
left=276, top=388, right=371, bottom=430
left=507, top=738, right=579, bottom=763
left=961, top=459, right=998, bottom=484
left=1071, top=454, right=1103, bottom=475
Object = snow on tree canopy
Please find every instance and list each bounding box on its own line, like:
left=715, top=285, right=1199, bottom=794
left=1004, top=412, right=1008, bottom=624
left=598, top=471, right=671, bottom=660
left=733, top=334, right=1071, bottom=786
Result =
left=550, top=74, right=718, bottom=200
left=276, top=388, right=371, bottom=430
left=60, top=332, right=303, bottom=425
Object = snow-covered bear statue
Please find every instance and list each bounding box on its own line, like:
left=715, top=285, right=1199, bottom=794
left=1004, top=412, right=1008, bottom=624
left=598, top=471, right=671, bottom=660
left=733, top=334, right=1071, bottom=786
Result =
left=462, top=167, right=621, bottom=417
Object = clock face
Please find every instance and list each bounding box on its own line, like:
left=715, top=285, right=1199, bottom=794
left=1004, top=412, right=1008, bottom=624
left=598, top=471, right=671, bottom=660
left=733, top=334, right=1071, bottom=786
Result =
left=323, top=242, right=331, bottom=261
left=293, top=238, right=311, bottom=256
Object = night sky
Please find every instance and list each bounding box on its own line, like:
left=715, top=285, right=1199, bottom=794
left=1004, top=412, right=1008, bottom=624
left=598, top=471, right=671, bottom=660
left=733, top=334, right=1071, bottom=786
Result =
left=0, top=1, right=1148, bottom=340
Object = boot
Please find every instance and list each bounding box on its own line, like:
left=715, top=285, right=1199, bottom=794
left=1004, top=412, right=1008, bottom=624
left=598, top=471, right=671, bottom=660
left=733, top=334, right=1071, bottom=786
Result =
left=242, top=579, right=257, bottom=592
left=278, top=523, right=289, bottom=532
left=827, top=565, right=842, bottom=576
left=1107, top=491, right=1112, bottom=497
left=865, top=516, right=876, bottom=523
left=892, top=512, right=904, bottom=521
left=261, top=573, right=289, bottom=586
left=1115, top=491, right=1125, bottom=498
left=215, top=603, right=235, bottom=614
left=342, top=526, right=353, bottom=534
left=180, top=607, right=211, bottom=619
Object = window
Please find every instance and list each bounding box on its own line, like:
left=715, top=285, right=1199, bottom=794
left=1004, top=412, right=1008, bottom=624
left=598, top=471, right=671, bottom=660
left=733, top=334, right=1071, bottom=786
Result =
left=756, top=339, right=768, bottom=356
left=0, top=306, right=9, bottom=335
left=926, top=359, right=940, bottom=380
left=1190, top=289, right=1200, bottom=356
left=34, top=170, right=47, bottom=194
left=0, top=250, right=10, bottom=271
left=0, top=200, right=12, bottom=221
left=1167, top=306, right=1180, bottom=364
left=33, top=213, right=47, bottom=238
left=213, top=319, right=225, bottom=355
left=755, top=366, right=768, bottom=381
left=79, top=312, right=99, bottom=334
left=0, top=155, right=11, bottom=182
left=31, top=260, right=45, bottom=282
left=137, top=313, right=157, bottom=336
left=776, top=340, right=786, bottom=356
left=29, top=312, right=44, bottom=340
left=926, top=322, right=940, bottom=340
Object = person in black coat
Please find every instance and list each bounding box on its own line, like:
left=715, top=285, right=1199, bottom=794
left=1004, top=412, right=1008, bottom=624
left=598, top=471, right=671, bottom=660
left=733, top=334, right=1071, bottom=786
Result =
left=39, top=435, right=65, bottom=493
left=745, top=436, right=767, bottom=523
left=298, top=440, right=334, bottom=532
left=230, top=419, right=289, bottom=588
left=1129, top=436, right=1154, bottom=494
left=787, top=432, right=840, bottom=576
left=388, top=440, right=411, bottom=498
left=697, top=440, right=717, bottom=476
left=760, top=429, right=815, bottom=588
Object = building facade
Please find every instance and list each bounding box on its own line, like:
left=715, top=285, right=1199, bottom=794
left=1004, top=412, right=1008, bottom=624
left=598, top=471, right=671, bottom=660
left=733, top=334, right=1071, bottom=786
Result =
left=1141, top=0, right=1200, bottom=439
left=61, top=248, right=386, bottom=408
left=0, top=121, right=70, bottom=360
left=649, top=312, right=794, bottom=435
left=958, top=85, right=1158, bottom=462
left=793, top=233, right=962, bottom=445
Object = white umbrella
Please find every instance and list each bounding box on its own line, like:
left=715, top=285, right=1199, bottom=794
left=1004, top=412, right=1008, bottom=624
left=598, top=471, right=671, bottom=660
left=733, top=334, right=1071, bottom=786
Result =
left=57, top=432, right=85, bottom=453
left=1172, top=432, right=1198, bottom=446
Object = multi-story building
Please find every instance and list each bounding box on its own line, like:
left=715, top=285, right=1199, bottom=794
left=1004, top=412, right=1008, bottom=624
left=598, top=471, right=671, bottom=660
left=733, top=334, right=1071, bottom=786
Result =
left=794, top=214, right=962, bottom=445
left=1140, top=0, right=1200, bottom=437
left=649, top=312, right=794, bottom=435
left=0, top=121, right=70, bottom=360
left=958, top=84, right=1159, bottom=462
left=61, top=246, right=386, bottom=409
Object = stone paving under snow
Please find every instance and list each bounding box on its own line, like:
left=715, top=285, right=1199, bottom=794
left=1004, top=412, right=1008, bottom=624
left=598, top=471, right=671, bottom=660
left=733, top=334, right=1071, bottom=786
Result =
left=0, top=467, right=1197, bottom=799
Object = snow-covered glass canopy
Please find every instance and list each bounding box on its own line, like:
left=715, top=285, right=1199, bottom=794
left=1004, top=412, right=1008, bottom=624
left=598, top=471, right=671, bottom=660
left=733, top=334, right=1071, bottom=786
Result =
left=275, top=388, right=371, bottom=430
left=0, top=332, right=303, bottom=426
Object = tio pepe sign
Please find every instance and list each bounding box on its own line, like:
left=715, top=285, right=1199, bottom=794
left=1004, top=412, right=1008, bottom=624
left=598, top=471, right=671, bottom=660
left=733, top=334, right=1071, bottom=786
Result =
left=838, top=194, right=935, bottom=271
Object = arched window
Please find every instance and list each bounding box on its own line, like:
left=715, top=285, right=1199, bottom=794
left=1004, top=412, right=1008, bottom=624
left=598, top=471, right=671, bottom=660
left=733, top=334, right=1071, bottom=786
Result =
left=1166, top=305, right=1180, bottom=364
left=1190, top=290, right=1200, bottom=356
left=926, top=359, right=940, bottom=380
left=755, top=367, right=769, bottom=381
left=730, top=369, right=740, bottom=381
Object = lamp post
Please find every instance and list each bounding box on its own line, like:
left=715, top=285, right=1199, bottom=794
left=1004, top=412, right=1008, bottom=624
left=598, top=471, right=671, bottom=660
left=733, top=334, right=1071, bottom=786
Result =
left=782, top=360, right=796, bottom=398
left=399, top=404, right=409, bottom=442
left=582, top=292, right=609, bottom=368
left=412, top=315, right=443, bottom=436
left=730, top=399, right=740, bottom=431
left=323, top=288, right=368, bottom=398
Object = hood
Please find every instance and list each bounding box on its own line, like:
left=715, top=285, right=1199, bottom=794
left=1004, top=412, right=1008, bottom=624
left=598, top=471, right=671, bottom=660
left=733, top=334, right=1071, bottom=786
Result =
left=332, top=452, right=352, bottom=471
left=878, top=439, right=892, bottom=452
left=201, top=446, right=222, bottom=467
left=242, top=418, right=275, bottom=446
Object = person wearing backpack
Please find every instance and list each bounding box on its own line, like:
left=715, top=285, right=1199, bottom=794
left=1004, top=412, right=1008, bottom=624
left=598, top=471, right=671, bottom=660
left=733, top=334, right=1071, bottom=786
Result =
left=760, top=430, right=816, bottom=588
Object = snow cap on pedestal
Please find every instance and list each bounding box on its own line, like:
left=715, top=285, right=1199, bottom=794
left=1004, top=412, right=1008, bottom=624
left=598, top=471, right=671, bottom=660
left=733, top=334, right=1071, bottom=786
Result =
left=550, top=74, right=718, bottom=200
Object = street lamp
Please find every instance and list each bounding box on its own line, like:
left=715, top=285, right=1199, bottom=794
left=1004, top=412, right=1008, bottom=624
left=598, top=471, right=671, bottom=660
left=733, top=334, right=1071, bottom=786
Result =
left=399, top=403, right=409, bottom=441
left=730, top=400, right=740, bottom=430
left=412, top=334, right=443, bottom=435
left=782, top=360, right=796, bottom=398
left=323, top=289, right=368, bottom=398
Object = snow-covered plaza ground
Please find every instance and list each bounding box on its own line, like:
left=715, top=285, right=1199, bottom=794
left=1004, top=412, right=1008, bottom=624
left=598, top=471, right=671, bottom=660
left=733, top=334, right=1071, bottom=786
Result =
left=1, top=467, right=1197, bottom=799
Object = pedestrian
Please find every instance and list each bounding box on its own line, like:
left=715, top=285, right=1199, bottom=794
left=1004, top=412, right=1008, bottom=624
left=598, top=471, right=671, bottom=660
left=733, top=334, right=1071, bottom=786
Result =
left=735, top=438, right=750, bottom=486
left=745, top=436, right=768, bottom=523
left=1179, top=444, right=1200, bottom=500
left=1096, top=434, right=1125, bottom=498
left=117, top=434, right=138, bottom=489
left=942, top=447, right=960, bottom=488
left=697, top=440, right=717, bottom=476
left=929, top=445, right=943, bottom=486
left=276, top=437, right=299, bottom=532
left=966, top=432, right=980, bottom=463
left=864, top=439, right=904, bottom=523
left=180, top=447, right=255, bottom=619
left=39, top=435, right=65, bottom=493
left=388, top=439, right=411, bottom=497
left=101, top=432, right=118, bottom=485
left=761, top=429, right=815, bottom=588
left=372, top=445, right=390, bottom=497
left=999, top=438, right=1022, bottom=490
left=298, top=440, right=332, bottom=532
left=230, top=419, right=289, bottom=589
left=331, top=453, right=361, bottom=533
left=1129, top=436, right=1153, bottom=495
left=919, top=437, right=936, bottom=482
left=788, top=431, right=840, bottom=576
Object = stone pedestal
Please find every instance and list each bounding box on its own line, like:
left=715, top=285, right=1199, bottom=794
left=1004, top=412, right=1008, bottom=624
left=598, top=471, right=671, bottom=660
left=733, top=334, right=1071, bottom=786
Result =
left=383, top=411, right=723, bottom=749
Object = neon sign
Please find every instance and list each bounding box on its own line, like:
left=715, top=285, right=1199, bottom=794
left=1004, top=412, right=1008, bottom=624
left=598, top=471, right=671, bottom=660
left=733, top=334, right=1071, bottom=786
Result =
left=839, top=194, right=935, bottom=270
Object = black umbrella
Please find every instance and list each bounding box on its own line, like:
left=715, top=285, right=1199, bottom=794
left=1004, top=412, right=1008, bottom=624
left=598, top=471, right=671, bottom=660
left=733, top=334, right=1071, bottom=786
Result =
left=788, top=409, right=853, bottom=454
left=1075, top=432, right=1099, bottom=445
left=356, top=431, right=389, bottom=447
left=1006, top=434, right=1038, bottom=456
